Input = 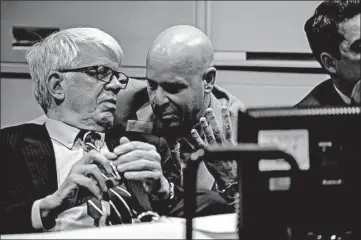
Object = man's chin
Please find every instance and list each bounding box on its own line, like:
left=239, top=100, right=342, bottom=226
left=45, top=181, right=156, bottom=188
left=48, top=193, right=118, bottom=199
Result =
left=96, top=113, right=114, bottom=131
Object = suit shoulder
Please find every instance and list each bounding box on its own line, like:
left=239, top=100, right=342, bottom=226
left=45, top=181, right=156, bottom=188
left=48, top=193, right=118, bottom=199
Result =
left=1, top=123, right=46, bottom=146
left=295, top=79, right=333, bottom=107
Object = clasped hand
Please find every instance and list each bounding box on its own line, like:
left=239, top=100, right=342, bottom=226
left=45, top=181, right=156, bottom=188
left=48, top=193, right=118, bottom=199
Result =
left=41, top=137, right=168, bottom=221
left=109, top=137, right=170, bottom=200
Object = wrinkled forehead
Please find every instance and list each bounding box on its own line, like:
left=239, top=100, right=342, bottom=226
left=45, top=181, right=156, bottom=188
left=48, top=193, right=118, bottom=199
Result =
left=146, top=56, right=204, bottom=84
left=76, top=43, right=122, bottom=69
left=147, top=46, right=208, bottom=77
left=338, top=14, right=360, bottom=44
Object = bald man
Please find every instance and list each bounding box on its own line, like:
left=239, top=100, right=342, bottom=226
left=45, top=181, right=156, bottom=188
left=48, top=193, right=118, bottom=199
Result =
left=117, top=25, right=244, bottom=207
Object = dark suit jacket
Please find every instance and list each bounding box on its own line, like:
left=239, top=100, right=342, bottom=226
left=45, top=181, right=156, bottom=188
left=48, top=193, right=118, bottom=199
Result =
left=295, top=79, right=346, bottom=107
left=1, top=123, right=178, bottom=234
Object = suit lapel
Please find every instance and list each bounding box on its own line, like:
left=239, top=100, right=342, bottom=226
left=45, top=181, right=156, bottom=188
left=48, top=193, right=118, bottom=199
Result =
left=21, top=124, right=58, bottom=198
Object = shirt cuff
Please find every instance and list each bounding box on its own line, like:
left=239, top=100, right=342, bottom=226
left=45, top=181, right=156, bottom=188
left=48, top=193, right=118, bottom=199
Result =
left=31, top=199, right=44, bottom=230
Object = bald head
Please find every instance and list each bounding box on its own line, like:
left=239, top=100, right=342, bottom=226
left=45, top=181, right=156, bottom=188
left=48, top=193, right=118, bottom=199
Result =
left=146, top=25, right=217, bottom=135
left=146, top=25, right=214, bottom=77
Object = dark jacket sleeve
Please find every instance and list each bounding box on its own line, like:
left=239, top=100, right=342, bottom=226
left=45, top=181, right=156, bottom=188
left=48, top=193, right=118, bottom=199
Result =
left=1, top=130, right=40, bottom=234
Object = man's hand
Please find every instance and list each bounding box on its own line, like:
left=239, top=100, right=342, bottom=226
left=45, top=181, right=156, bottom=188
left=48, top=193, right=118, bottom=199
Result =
left=40, top=150, right=115, bottom=223
left=112, top=137, right=170, bottom=200
left=191, top=107, right=237, bottom=186
left=191, top=107, right=235, bottom=147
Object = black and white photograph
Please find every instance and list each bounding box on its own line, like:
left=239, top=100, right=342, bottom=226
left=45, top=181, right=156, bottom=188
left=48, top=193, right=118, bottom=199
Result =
left=1, top=1, right=360, bottom=239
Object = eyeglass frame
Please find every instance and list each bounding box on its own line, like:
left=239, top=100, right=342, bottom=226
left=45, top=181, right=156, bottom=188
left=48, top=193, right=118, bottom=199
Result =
left=58, top=65, right=129, bottom=89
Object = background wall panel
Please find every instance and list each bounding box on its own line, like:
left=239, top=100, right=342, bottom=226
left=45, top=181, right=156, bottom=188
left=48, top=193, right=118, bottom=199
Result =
left=1, top=1, right=197, bottom=66
left=209, top=1, right=322, bottom=53
left=216, top=70, right=328, bottom=108
left=1, top=77, right=43, bottom=128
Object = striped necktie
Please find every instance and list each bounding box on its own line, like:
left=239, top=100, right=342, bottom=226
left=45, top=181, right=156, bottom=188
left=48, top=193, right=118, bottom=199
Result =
left=81, top=131, right=135, bottom=226
left=81, top=131, right=106, bottom=227
left=81, top=131, right=157, bottom=226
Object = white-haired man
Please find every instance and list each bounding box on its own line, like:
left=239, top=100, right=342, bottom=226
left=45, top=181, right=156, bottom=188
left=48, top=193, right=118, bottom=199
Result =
left=1, top=27, right=229, bottom=234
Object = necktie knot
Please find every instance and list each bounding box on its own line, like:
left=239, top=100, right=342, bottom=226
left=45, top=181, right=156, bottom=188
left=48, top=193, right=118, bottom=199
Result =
left=80, top=131, right=104, bottom=152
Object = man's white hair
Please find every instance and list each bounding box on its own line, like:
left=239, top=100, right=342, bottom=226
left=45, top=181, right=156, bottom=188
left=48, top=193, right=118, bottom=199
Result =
left=26, top=27, right=123, bottom=113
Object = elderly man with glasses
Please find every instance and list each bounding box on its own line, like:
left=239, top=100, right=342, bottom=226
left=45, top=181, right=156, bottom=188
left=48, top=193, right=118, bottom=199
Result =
left=1, top=27, right=229, bottom=234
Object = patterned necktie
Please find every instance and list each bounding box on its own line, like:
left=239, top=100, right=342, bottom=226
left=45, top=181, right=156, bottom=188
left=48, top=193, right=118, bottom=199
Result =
left=81, top=131, right=106, bottom=227
left=170, top=138, right=183, bottom=184
left=81, top=131, right=157, bottom=226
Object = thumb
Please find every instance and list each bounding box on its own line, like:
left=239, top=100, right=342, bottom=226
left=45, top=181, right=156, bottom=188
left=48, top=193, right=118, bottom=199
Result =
left=119, top=136, right=130, bottom=145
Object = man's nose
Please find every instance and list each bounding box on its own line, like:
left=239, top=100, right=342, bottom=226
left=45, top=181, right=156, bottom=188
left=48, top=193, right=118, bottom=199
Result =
left=150, top=87, right=169, bottom=106
left=105, top=75, right=122, bottom=93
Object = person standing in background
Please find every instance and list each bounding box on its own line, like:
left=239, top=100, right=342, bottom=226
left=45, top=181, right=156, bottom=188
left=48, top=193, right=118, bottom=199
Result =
left=296, top=0, right=360, bottom=106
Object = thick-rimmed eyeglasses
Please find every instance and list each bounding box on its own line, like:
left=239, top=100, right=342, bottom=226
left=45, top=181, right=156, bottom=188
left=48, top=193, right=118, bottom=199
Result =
left=58, top=65, right=129, bottom=89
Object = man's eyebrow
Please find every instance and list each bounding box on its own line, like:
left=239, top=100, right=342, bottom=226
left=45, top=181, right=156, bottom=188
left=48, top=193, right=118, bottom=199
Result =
left=146, top=78, right=189, bottom=86
left=166, top=79, right=190, bottom=86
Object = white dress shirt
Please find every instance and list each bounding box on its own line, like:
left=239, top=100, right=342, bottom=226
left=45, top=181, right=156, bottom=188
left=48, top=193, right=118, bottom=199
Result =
left=31, top=118, right=111, bottom=231
left=334, top=84, right=352, bottom=105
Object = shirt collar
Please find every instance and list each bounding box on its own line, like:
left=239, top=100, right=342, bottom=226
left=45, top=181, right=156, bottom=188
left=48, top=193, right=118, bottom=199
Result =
left=45, top=118, right=105, bottom=150
left=45, top=118, right=81, bottom=149
left=333, top=84, right=351, bottom=105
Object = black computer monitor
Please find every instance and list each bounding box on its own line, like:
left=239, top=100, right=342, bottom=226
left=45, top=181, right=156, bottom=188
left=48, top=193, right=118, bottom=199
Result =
left=237, top=106, right=361, bottom=239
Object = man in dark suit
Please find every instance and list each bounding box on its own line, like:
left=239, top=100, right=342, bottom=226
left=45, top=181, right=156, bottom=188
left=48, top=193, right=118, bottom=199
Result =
left=1, top=27, right=228, bottom=234
left=296, top=0, right=360, bottom=107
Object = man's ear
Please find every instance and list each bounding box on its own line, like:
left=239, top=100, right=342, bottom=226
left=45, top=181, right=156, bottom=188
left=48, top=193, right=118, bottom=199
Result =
left=203, top=67, right=216, bottom=94
left=47, top=71, right=65, bottom=101
left=320, top=52, right=337, bottom=75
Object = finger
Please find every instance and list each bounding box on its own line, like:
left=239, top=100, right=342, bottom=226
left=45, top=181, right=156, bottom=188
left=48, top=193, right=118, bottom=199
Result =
left=104, top=152, right=117, bottom=160
left=113, top=149, right=161, bottom=166
left=113, top=141, right=156, bottom=155
left=77, top=164, right=108, bottom=193
left=222, top=106, right=233, bottom=142
left=191, top=129, right=205, bottom=148
left=200, top=117, right=215, bottom=145
left=123, top=171, right=161, bottom=181
left=116, top=159, right=161, bottom=173
left=70, top=173, right=102, bottom=200
left=81, top=150, right=113, bottom=174
left=206, top=108, right=222, bottom=143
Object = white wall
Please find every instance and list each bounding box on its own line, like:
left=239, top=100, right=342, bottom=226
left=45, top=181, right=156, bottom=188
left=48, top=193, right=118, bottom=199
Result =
left=1, top=1, right=328, bottom=128
left=210, top=1, right=322, bottom=53
left=216, top=70, right=327, bottom=108
left=1, top=77, right=44, bottom=128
